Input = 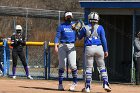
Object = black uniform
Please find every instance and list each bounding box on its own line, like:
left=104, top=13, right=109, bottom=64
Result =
left=11, top=33, right=30, bottom=77
left=0, top=37, right=4, bottom=73
left=11, top=33, right=26, bottom=67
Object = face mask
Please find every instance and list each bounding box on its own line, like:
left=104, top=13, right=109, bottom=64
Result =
left=66, top=18, right=72, bottom=23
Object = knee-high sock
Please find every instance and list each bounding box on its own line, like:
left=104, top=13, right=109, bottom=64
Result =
left=0, top=63, right=3, bottom=72
left=12, top=66, right=16, bottom=76
left=24, top=66, right=29, bottom=76
left=85, top=70, right=92, bottom=88
left=58, top=69, right=64, bottom=85
left=100, top=69, right=108, bottom=82
left=72, top=69, right=77, bottom=84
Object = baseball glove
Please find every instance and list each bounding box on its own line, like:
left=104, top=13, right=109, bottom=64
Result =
left=72, top=20, right=85, bottom=31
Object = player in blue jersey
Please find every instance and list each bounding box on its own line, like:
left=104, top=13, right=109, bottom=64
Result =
left=74, top=12, right=111, bottom=92
left=54, top=11, right=77, bottom=91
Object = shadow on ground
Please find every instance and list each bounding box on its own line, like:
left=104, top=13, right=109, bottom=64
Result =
left=19, top=86, right=84, bottom=92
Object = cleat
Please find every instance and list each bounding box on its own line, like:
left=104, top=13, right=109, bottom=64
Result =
left=0, top=70, right=3, bottom=76
left=27, top=75, right=33, bottom=80
left=69, top=83, right=77, bottom=91
left=103, top=81, right=111, bottom=92
left=85, top=87, right=90, bottom=93
left=58, top=84, right=64, bottom=91
left=82, top=87, right=90, bottom=93
left=12, top=76, right=16, bottom=79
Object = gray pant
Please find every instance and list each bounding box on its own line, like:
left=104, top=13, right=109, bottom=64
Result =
left=85, top=45, right=105, bottom=69
left=134, top=57, right=140, bottom=85
left=85, top=45, right=108, bottom=80
left=58, top=43, right=77, bottom=70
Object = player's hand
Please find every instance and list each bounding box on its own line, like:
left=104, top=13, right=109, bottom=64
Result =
left=55, top=44, right=58, bottom=53
left=104, top=52, right=108, bottom=58
left=11, top=41, right=14, bottom=44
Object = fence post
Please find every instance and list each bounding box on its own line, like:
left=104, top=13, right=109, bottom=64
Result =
left=131, top=11, right=136, bottom=84
left=6, top=41, right=10, bottom=76
left=26, top=45, right=28, bottom=65
left=3, top=39, right=7, bottom=76
left=48, top=42, right=51, bottom=79
left=25, top=9, right=29, bottom=65
left=44, top=41, right=48, bottom=79
left=58, top=11, right=61, bottom=25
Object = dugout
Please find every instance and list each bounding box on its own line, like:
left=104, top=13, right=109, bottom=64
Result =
left=79, top=0, right=140, bottom=82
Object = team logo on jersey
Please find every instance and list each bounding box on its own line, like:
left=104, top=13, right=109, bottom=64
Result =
left=89, top=36, right=98, bottom=41
left=64, top=28, right=73, bottom=32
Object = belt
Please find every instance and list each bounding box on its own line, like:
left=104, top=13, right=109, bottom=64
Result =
left=86, top=44, right=101, bottom=46
left=60, top=42, right=74, bottom=44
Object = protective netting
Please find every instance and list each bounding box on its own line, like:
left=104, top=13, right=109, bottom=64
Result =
left=0, top=5, right=136, bottom=82
left=8, top=46, right=45, bottom=79
left=0, top=6, right=84, bottom=79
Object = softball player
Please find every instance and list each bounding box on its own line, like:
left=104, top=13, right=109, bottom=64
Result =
left=11, top=25, right=33, bottom=80
left=133, top=32, right=140, bottom=85
left=54, top=11, right=77, bottom=91
left=0, top=36, right=4, bottom=75
left=76, top=12, right=111, bottom=92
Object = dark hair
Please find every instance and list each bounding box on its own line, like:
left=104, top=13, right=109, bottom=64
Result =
left=135, top=31, right=140, bottom=37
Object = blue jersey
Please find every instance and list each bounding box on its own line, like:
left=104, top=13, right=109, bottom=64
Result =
left=54, top=21, right=76, bottom=43
left=77, top=24, right=108, bottom=52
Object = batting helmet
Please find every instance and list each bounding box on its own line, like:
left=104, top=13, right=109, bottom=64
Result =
left=15, top=25, right=23, bottom=34
left=88, top=12, right=99, bottom=23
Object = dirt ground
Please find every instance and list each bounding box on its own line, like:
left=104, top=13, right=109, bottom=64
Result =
left=0, top=77, right=140, bottom=93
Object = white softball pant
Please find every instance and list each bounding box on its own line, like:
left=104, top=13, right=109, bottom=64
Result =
left=58, top=43, right=77, bottom=70
left=85, top=45, right=108, bottom=80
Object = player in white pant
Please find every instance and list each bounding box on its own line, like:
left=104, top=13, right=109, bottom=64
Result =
left=73, top=12, right=111, bottom=92
left=54, top=11, right=77, bottom=91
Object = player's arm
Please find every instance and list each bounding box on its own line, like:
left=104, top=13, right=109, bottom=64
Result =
left=72, top=20, right=86, bottom=40
left=100, top=25, right=108, bottom=57
left=76, top=27, right=86, bottom=40
left=54, top=25, right=61, bottom=53
left=11, top=35, right=17, bottom=46
left=21, top=34, right=26, bottom=46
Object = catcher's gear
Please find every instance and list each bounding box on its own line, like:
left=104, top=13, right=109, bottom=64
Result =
left=85, top=25, right=92, bottom=37
left=72, top=20, right=85, bottom=31
left=86, top=24, right=99, bottom=38
left=72, top=20, right=99, bottom=38
left=88, top=12, right=99, bottom=23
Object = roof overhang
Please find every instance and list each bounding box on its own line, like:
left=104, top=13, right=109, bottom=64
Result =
left=79, top=1, right=140, bottom=9
left=79, top=1, right=140, bottom=15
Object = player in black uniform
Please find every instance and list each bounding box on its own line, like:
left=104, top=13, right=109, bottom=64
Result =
left=0, top=35, right=4, bottom=76
left=11, top=25, right=33, bottom=79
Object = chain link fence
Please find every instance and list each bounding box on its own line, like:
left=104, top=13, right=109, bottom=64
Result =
left=8, top=46, right=45, bottom=79
left=47, top=45, right=84, bottom=80
left=0, top=6, right=84, bottom=79
left=0, top=5, right=135, bottom=82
